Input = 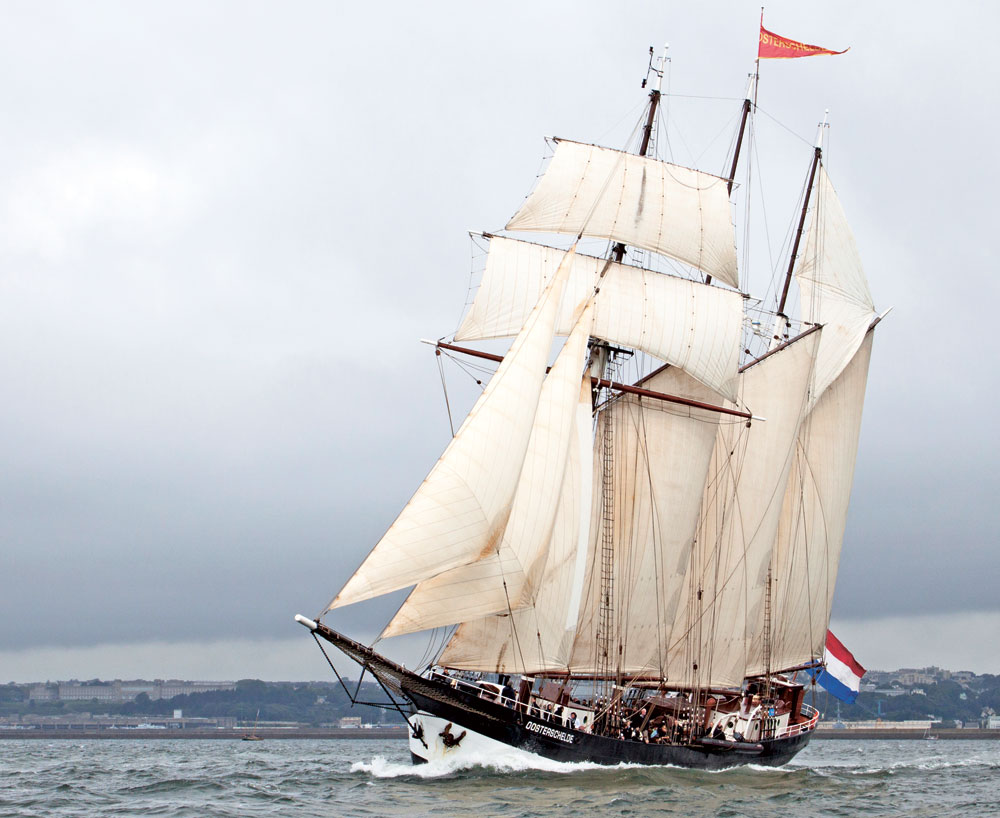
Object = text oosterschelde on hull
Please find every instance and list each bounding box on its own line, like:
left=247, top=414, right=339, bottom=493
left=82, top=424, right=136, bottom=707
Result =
left=525, top=721, right=575, bottom=744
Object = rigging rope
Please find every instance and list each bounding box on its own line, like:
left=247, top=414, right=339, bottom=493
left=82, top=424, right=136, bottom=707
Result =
left=436, top=351, right=456, bottom=437
left=500, top=564, right=529, bottom=674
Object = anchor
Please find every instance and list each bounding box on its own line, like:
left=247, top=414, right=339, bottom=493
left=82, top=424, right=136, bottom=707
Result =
left=439, top=722, right=467, bottom=749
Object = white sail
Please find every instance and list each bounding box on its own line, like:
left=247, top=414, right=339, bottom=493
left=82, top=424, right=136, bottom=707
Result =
left=457, top=237, right=742, bottom=400
left=769, top=332, right=874, bottom=671
left=796, top=165, right=877, bottom=405
left=669, top=330, right=821, bottom=688
left=438, top=377, right=594, bottom=673
left=380, top=299, right=595, bottom=636
left=506, top=140, right=739, bottom=288
left=566, top=367, right=724, bottom=677
left=325, top=247, right=577, bottom=611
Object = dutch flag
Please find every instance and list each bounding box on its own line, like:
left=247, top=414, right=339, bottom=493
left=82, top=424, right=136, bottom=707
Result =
left=812, top=630, right=866, bottom=703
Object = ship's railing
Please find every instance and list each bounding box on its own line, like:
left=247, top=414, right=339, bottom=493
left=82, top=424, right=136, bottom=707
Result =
left=773, top=702, right=819, bottom=739
left=425, top=670, right=586, bottom=726
left=426, top=670, right=519, bottom=708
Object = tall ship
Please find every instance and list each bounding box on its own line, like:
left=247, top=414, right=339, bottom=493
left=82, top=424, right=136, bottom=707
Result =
left=296, top=42, right=882, bottom=769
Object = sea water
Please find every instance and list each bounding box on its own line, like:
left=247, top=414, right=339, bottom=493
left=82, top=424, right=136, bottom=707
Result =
left=1, top=738, right=997, bottom=817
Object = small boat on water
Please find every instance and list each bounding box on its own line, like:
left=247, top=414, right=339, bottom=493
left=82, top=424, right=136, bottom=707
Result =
left=241, top=709, right=263, bottom=741
left=296, top=35, right=881, bottom=770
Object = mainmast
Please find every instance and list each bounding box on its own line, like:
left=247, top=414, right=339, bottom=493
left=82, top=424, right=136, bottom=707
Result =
left=774, top=111, right=828, bottom=340
left=763, top=112, right=829, bottom=711
left=726, top=76, right=756, bottom=196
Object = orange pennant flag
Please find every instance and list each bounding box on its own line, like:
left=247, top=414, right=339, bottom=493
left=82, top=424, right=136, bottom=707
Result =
left=758, top=24, right=848, bottom=59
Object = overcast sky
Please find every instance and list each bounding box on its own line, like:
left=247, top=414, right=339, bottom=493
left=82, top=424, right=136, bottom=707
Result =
left=2, top=0, right=997, bottom=683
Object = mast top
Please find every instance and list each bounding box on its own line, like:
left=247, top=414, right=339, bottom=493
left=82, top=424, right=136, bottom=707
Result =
left=815, top=109, right=829, bottom=150
left=642, top=44, right=669, bottom=93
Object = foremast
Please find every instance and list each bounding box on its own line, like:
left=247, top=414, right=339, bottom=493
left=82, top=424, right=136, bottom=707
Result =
left=589, top=47, right=756, bottom=736
left=592, top=44, right=667, bottom=736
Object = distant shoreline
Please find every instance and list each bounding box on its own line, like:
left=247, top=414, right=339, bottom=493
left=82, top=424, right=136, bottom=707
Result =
left=2, top=727, right=998, bottom=741
left=814, top=728, right=1000, bottom=741
left=0, top=727, right=409, bottom=740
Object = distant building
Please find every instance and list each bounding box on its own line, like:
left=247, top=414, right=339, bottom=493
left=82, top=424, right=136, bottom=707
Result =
left=38, top=679, right=236, bottom=703
left=339, top=717, right=362, bottom=729
left=28, top=685, right=56, bottom=701
left=155, top=681, right=235, bottom=700
left=896, top=669, right=935, bottom=687
left=120, top=682, right=157, bottom=699
left=5, top=714, right=237, bottom=730
left=831, top=720, right=934, bottom=730
left=59, top=682, right=120, bottom=701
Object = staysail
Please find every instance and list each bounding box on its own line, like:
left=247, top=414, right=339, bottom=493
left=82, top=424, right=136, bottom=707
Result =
left=457, top=237, right=743, bottom=400
left=506, top=140, right=739, bottom=288
left=667, top=329, right=821, bottom=688
left=326, top=247, right=577, bottom=610
left=769, top=331, right=874, bottom=671
left=380, top=298, right=595, bottom=637
left=795, top=166, right=877, bottom=405
left=437, top=377, right=594, bottom=673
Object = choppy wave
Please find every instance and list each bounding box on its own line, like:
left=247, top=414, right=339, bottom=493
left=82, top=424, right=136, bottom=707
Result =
left=1, top=737, right=998, bottom=818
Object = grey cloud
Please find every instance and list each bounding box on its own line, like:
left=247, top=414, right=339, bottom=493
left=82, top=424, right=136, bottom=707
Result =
left=2, top=1, right=997, bottom=677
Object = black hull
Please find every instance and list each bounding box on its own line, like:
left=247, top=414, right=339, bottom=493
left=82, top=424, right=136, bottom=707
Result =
left=406, top=686, right=811, bottom=769
left=307, top=621, right=813, bottom=770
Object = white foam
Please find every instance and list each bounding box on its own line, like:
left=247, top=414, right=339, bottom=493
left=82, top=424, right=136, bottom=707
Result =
left=741, top=763, right=796, bottom=774
left=351, top=750, right=633, bottom=779
left=350, top=751, right=802, bottom=779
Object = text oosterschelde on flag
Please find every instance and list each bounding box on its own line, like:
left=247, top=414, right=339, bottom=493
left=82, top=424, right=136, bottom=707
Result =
left=758, top=19, right=849, bottom=60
